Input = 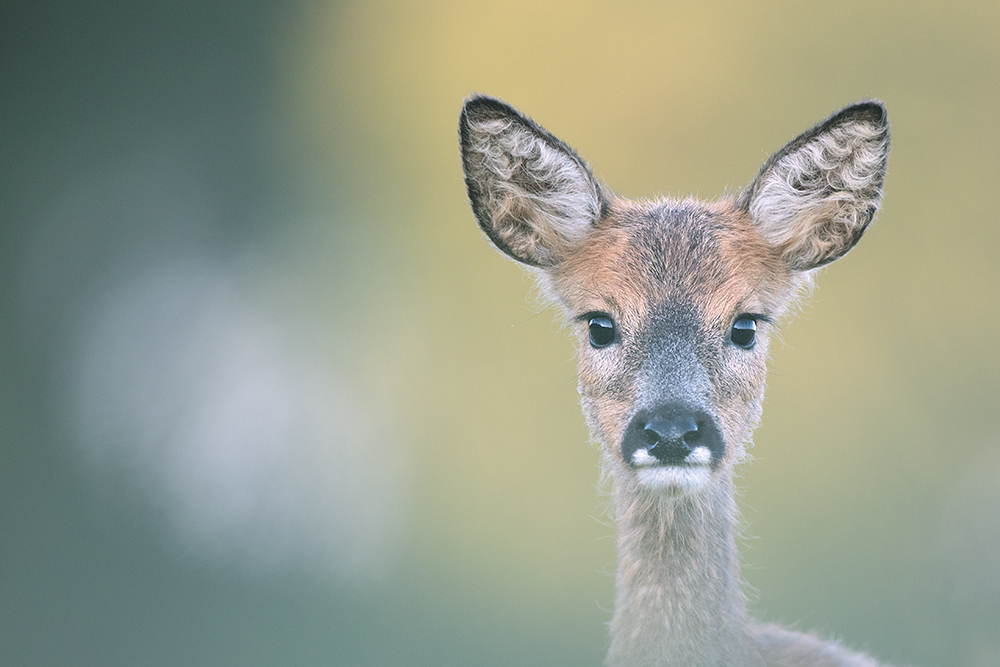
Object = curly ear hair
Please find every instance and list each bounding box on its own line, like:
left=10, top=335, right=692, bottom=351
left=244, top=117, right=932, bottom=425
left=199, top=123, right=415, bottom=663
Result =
left=739, top=102, right=890, bottom=271
left=460, top=95, right=606, bottom=268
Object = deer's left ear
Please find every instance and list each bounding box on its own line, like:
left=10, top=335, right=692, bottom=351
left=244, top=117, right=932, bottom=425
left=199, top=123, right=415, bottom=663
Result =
left=739, top=102, right=890, bottom=271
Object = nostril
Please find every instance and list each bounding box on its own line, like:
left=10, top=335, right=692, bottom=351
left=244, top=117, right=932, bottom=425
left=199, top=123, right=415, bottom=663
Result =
left=643, top=416, right=699, bottom=464
left=642, top=423, right=662, bottom=446
left=643, top=416, right=699, bottom=446
left=622, top=406, right=723, bottom=469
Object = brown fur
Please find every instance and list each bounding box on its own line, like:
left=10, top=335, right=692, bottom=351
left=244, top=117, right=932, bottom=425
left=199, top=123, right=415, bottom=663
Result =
left=548, top=196, right=795, bottom=473
left=459, top=95, right=893, bottom=667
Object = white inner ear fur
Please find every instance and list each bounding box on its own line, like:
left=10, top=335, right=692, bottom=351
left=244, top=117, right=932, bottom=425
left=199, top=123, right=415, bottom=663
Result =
left=465, top=115, right=601, bottom=266
left=750, top=119, right=887, bottom=270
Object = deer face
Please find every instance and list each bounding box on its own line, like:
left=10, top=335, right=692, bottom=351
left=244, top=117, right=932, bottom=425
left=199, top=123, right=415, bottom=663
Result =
left=459, top=95, right=888, bottom=497
left=549, top=198, right=797, bottom=494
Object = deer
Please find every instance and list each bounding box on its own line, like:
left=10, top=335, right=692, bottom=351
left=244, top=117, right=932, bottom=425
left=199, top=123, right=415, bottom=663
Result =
left=458, top=95, right=892, bottom=667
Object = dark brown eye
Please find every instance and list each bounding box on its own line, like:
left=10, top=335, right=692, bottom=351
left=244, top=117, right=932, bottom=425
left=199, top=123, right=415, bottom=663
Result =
left=730, top=316, right=756, bottom=349
left=588, top=316, right=616, bottom=348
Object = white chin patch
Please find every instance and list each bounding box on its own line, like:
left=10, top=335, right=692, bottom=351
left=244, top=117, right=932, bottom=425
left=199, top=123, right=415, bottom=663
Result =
left=631, top=446, right=713, bottom=494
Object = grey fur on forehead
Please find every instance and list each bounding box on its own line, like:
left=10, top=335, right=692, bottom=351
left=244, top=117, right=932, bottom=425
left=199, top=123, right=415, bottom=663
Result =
left=593, top=201, right=744, bottom=291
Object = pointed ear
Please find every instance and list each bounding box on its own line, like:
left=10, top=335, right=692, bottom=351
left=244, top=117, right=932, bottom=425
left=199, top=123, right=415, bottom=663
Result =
left=738, top=102, right=890, bottom=271
left=459, top=95, right=606, bottom=268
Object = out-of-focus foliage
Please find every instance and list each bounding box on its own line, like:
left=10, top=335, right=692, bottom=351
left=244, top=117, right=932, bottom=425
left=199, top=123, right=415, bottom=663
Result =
left=3, top=0, right=999, bottom=665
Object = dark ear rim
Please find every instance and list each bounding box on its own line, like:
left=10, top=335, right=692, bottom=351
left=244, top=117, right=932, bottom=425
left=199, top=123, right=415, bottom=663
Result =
left=459, top=94, right=608, bottom=268
left=735, top=100, right=890, bottom=215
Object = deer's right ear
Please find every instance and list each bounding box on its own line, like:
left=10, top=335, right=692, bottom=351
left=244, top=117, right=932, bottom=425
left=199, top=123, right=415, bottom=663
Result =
left=460, top=95, right=606, bottom=268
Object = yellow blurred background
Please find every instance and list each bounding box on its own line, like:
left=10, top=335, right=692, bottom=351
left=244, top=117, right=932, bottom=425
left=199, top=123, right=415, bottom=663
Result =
left=3, top=0, right=1000, bottom=665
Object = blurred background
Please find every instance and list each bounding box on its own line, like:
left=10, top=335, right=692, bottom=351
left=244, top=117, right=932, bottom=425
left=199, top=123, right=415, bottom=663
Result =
left=3, top=0, right=999, bottom=665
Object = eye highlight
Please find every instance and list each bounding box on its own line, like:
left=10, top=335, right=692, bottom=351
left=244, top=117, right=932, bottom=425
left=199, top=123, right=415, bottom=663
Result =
left=587, top=315, right=616, bottom=348
left=730, top=316, right=757, bottom=349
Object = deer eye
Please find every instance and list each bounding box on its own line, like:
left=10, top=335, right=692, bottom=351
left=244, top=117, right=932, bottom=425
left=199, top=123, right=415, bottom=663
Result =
left=588, top=315, right=616, bottom=348
left=730, top=316, right=757, bottom=349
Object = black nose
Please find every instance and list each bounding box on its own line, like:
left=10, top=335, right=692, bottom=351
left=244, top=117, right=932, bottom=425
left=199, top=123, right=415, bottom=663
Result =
left=622, top=406, right=723, bottom=467
left=643, top=416, right=699, bottom=463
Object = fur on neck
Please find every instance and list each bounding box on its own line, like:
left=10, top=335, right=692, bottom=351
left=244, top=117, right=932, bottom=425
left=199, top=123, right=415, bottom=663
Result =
left=606, top=464, right=757, bottom=667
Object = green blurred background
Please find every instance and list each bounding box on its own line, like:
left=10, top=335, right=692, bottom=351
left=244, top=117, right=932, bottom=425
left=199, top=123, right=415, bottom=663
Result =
left=3, top=0, right=1000, bottom=665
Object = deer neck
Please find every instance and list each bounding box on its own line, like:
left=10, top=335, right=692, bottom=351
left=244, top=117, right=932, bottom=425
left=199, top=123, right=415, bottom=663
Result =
left=606, top=471, right=756, bottom=667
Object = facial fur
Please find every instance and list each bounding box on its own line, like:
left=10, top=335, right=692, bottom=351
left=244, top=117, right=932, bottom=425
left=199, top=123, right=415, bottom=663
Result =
left=459, top=94, right=888, bottom=498
left=544, top=197, right=799, bottom=492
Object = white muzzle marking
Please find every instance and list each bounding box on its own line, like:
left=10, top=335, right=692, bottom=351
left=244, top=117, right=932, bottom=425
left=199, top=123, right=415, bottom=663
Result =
left=631, top=445, right=713, bottom=494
